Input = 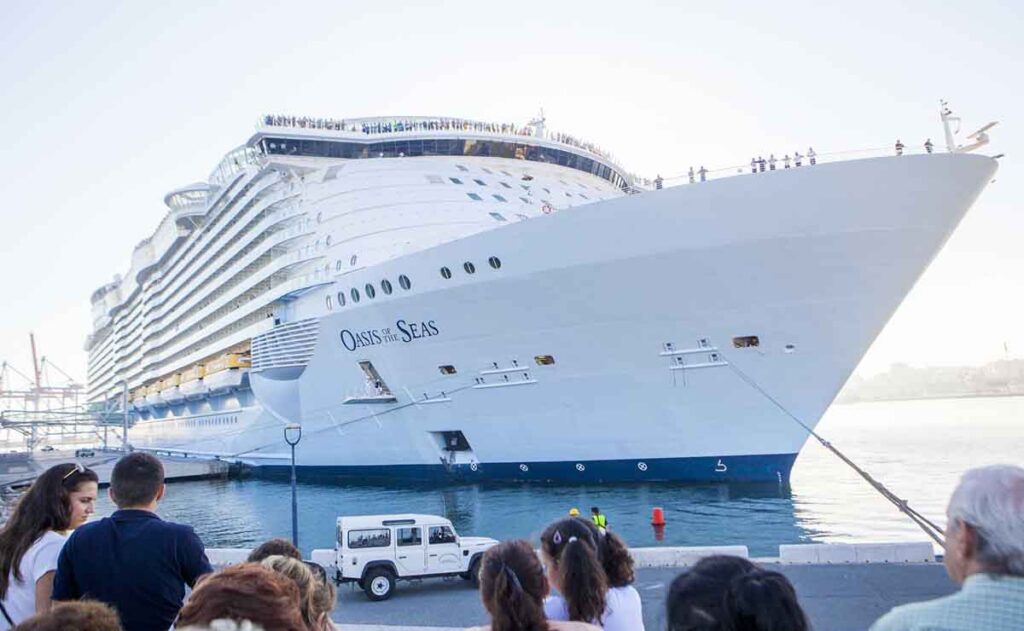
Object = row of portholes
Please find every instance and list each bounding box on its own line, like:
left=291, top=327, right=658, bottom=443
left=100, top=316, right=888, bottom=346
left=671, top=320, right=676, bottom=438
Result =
left=440, top=256, right=501, bottom=279
left=326, top=275, right=411, bottom=310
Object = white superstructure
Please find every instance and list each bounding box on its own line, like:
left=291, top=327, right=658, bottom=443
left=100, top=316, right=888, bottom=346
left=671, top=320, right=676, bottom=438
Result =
left=86, top=112, right=997, bottom=483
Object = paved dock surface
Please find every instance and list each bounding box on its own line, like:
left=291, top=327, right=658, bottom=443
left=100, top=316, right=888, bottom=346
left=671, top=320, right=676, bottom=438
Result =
left=333, top=563, right=955, bottom=631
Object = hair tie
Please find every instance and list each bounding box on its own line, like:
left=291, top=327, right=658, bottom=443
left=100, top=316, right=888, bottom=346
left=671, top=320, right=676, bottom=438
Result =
left=500, top=562, right=523, bottom=591
left=568, top=536, right=578, bottom=543
left=553, top=531, right=563, bottom=545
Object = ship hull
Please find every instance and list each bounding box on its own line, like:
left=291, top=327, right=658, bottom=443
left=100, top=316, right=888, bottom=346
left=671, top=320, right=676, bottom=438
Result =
left=131, top=154, right=997, bottom=483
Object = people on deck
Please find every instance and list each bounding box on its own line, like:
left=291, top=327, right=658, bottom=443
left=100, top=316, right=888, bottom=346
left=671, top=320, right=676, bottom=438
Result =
left=925, top=138, right=934, bottom=154
left=0, top=464, right=98, bottom=630
left=541, top=518, right=644, bottom=631
left=52, top=453, right=212, bottom=631
left=870, top=465, right=1024, bottom=631
left=468, top=540, right=598, bottom=631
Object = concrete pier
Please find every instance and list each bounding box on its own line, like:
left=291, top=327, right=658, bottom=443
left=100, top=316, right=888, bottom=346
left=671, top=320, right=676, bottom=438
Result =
left=0, top=449, right=233, bottom=489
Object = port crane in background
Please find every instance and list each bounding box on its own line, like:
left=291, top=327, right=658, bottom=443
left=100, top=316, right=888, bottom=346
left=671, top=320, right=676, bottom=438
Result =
left=0, top=333, right=124, bottom=451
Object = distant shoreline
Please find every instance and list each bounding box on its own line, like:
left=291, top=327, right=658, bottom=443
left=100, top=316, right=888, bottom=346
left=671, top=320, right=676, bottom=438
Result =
left=837, top=391, right=1024, bottom=405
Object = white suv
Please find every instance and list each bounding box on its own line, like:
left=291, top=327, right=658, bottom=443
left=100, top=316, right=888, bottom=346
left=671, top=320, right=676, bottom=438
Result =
left=335, top=514, right=498, bottom=601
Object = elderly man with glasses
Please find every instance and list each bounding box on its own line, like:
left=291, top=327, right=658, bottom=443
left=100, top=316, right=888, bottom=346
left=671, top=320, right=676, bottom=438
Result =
left=871, top=464, right=1024, bottom=631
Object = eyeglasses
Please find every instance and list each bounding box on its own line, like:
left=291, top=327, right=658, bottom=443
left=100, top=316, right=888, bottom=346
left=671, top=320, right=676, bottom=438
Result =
left=304, top=560, right=328, bottom=585
left=62, top=463, right=86, bottom=481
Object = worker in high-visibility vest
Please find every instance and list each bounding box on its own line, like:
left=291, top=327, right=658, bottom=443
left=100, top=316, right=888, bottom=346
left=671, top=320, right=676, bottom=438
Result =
left=591, top=506, right=608, bottom=530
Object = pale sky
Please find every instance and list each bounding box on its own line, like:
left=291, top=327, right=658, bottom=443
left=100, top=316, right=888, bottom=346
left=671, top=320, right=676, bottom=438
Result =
left=0, top=0, right=1021, bottom=389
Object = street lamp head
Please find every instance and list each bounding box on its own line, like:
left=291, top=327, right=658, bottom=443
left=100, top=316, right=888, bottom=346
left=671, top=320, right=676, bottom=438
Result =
left=284, top=423, right=302, bottom=445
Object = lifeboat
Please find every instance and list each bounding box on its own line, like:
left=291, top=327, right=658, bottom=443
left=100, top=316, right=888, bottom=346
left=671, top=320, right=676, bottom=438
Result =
left=179, top=364, right=209, bottom=400
left=160, top=374, right=185, bottom=405
left=145, top=383, right=165, bottom=408
left=203, top=354, right=252, bottom=393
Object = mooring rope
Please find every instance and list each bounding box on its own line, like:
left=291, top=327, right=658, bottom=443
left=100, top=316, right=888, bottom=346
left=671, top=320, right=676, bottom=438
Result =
left=720, top=352, right=946, bottom=546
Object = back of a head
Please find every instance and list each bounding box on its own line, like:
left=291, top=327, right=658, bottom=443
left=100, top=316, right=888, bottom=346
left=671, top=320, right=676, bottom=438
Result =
left=110, top=452, right=164, bottom=508
left=727, top=569, right=808, bottom=631
left=177, top=563, right=306, bottom=631
left=577, top=519, right=635, bottom=587
left=177, top=621, right=266, bottom=631
left=260, top=555, right=319, bottom=629
left=947, top=464, right=1024, bottom=576
left=247, top=538, right=302, bottom=563
left=540, top=518, right=608, bottom=623
left=13, top=600, right=122, bottom=631
left=667, top=556, right=757, bottom=631
left=479, top=540, right=550, bottom=631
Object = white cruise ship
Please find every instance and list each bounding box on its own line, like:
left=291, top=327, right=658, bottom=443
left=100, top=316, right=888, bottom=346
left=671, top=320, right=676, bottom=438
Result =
left=85, top=112, right=997, bottom=483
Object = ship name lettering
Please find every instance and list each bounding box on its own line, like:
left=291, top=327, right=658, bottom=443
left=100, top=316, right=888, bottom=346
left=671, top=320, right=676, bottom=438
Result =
left=339, top=320, right=439, bottom=351
left=396, top=319, right=439, bottom=343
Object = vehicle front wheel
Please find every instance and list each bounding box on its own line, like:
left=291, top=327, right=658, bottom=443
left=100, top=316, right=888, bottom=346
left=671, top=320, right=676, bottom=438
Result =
left=468, top=557, right=481, bottom=589
left=363, top=567, right=396, bottom=601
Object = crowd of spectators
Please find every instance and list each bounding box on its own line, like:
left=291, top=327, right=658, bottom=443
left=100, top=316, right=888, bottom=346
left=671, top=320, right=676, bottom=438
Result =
left=1, top=454, right=1021, bottom=631
left=260, top=115, right=615, bottom=161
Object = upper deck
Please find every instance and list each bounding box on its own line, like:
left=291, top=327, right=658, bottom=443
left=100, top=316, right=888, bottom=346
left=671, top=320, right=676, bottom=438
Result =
left=243, top=115, right=632, bottom=192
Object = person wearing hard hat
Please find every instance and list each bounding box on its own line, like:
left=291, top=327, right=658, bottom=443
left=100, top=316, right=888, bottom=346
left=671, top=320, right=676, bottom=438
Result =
left=568, top=507, right=580, bottom=518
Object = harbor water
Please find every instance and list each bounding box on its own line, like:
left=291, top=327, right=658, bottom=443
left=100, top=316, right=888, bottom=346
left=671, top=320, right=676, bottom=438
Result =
left=93, top=396, right=1023, bottom=556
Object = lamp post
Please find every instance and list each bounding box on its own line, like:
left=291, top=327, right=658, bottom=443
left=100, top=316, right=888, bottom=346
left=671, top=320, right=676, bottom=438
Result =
left=284, top=423, right=302, bottom=547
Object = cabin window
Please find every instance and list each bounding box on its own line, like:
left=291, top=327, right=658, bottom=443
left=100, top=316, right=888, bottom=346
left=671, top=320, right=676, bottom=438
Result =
left=381, top=279, right=393, bottom=295
left=474, top=179, right=486, bottom=186
left=439, top=365, right=457, bottom=375
left=733, top=336, right=760, bottom=348
left=489, top=212, right=506, bottom=222
left=350, top=254, right=358, bottom=266
left=488, top=256, right=501, bottom=269
left=365, top=283, right=376, bottom=299
left=350, top=288, right=360, bottom=303
left=348, top=528, right=391, bottom=549
left=440, top=266, right=452, bottom=279
left=325, top=235, right=332, bottom=246
left=482, top=167, right=493, bottom=174
left=336, top=291, right=346, bottom=306
left=492, top=194, right=507, bottom=202
left=456, top=164, right=469, bottom=172
left=519, top=197, right=532, bottom=204
left=399, top=275, right=412, bottom=290
left=535, top=355, right=556, bottom=366
left=450, top=177, right=463, bottom=184
left=326, top=295, right=332, bottom=310
left=467, top=193, right=482, bottom=201
left=335, top=260, right=342, bottom=271
left=397, top=527, right=422, bottom=547
left=463, top=262, right=476, bottom=274
left=500, top=181, right=512, bottom=188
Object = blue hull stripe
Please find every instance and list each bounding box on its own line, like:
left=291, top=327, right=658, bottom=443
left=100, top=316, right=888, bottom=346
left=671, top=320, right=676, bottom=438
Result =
left=255, top=453, right=798, bottom=484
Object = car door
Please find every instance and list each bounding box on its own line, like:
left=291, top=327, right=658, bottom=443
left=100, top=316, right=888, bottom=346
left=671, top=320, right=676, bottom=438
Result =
left=395, top=527, right=425, bottom=575
left=426, top=525, right=461, bottom=573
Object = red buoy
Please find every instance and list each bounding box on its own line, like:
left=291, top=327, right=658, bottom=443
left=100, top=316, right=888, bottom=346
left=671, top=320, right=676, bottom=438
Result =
left=651, top=506, right=666, bottom=526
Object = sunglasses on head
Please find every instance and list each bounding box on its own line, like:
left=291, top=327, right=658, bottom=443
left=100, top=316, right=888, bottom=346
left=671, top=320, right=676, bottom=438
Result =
left=62, top=463, right=86, bottom=481
left=304, top=561, right=328, bottom=585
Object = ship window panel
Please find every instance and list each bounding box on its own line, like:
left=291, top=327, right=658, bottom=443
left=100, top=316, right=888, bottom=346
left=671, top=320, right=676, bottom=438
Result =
left=381, top=279, right=393, bottom=295
left=467, top=193, right=483, bottom=201
left=326, top=295, right=333, bottom=310
left=488, top=256, right=501, bottom=269
left=463, top=262, right=476, bottom=274
left=440, top=267, right=452, bottom=279
left=500, top=181, right=512, bottom=188
left=449, top=177, right=463, bottom=185
left=489, top=212, right=507, bottom=222
left=579, top=193, right=589, bottom=199
left=337, top=291, right=346, bottom=306
left=501, top=170, right=512, bottom=176
left=519, top=197, right=532, bottom=204
left=350, top=255, right=358, bottom=266
left=398, top=275, right=411, bottom=290
left=473, top=179, right=486, bottom=186
left=351, top=288, right=360, bottom=303
left=365, top=284, right=376, bottom=299
left=733, top=335, right=760, bottom=348
left=456, top=164, right=469, bottom=172
left=439, top=365, right=457, bottom=375
left=492, top=194, right=507, bottom=202
left=481, top=167, right=493, bottom=174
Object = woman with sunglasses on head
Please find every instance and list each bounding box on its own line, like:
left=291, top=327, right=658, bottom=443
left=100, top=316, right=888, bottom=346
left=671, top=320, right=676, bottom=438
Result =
left=0, top=462, right=98, bottom=630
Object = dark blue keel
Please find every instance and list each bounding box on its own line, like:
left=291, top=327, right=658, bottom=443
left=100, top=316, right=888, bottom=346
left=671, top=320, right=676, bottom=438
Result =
left=256, top=453, right=798, bottom=484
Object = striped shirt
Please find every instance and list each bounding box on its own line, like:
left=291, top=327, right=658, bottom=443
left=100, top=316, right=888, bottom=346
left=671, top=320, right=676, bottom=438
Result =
left=871, top=573, right=1024, bottom=631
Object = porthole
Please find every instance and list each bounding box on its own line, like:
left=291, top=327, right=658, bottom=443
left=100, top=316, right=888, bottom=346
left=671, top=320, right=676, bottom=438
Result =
left=488, top=256, right=501, bottom=269
left=381, top=279, right=393, bottom=295
left=316, top=211, right=323, bottom=223
left=440, top=266, right=452, bottom=279
left=399, top=275, right=411, bottom=290
left=350, top=254, right=358, bottom=266
left=326, top=295, right=333, bottom=310
left=351, top=288, right=360, bottom=303
left=335, top=260, right=342, bottom=271
left=463, top=262, right=476, bottom=274
left=365, top=283, right=376, bottom=299
left=326, top=235, right=332, bottom=246
left=337, top=291, right=346, bottom=306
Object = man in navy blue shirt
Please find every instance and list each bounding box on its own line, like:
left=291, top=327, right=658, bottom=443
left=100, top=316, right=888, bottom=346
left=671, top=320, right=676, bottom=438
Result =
left=53, top=453, right=212, bottom=631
